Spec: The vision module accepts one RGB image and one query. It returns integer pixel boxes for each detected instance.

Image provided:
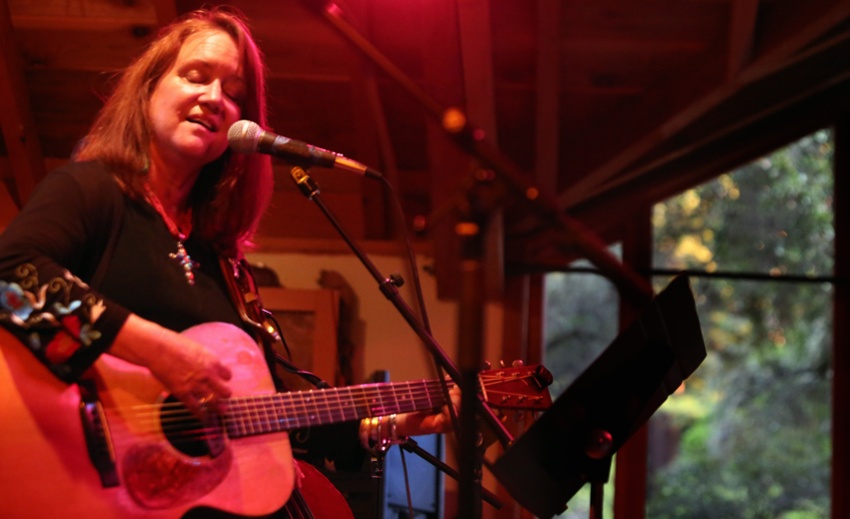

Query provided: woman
[0,7,450,518]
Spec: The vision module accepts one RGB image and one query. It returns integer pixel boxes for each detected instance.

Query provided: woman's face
[148,29,245,173]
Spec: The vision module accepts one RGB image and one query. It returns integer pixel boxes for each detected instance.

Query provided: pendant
[169,240,200,285]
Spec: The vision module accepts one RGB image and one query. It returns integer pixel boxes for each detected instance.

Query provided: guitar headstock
[479,364,554,411]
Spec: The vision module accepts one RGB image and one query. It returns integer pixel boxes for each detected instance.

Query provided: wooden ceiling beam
[755,0,850,64]
[0,0,45,208]
[727,0,759,79]
[563,72,850,244]
[559,0,850,210]
[536,0,561,195]
[343,2,397,239]
[605,28,850,191]
[457,0,497,139]
[457,0,505,298]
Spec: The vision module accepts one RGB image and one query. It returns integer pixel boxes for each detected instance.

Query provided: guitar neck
[223,379,450,438]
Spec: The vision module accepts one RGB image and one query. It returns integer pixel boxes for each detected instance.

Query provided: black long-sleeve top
[0,160,365,487]
[0,160,243,380]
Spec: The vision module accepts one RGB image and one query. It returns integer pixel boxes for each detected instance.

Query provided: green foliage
[544,264,620,398]
[544,129,835,518]
[646,130,834,518]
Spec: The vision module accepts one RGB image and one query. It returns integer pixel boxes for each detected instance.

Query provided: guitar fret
[346,386,363,421]
[314,390,330,426]
[295,392,310,428]
[401,380,415,413]
[370,384,384,415]
[389,383,400,416]
[344,388,357,420]
[245,397,258,436]
[323,390,338,424]
[414,381,427,413]
[373,385,385,416]
[259,394,274,433]
[225,397,244,437]
[328,387,345,424]
[280,392,299,429]
[253,396,267,434]
[249,397,262,435]
[268,394,284,432]
[307,390,321,426]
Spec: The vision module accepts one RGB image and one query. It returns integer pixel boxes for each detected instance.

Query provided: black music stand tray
[491,274,707,518]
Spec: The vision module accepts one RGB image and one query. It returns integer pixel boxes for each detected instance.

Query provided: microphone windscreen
[227,120,261,153]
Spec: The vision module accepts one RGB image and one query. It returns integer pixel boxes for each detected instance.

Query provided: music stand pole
[455,215,488,519]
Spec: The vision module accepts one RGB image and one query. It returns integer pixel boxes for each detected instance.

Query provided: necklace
[145,184,199,285]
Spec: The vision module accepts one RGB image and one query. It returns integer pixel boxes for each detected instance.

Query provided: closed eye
[223,79,246,104]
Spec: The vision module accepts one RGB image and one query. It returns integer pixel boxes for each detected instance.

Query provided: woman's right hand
[109,314,232,414]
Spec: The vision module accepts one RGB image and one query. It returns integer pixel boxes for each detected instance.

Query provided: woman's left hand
[396,385,460,437]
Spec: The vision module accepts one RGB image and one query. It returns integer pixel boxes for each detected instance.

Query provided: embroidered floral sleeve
[0,163,130,382]
[0,263,117,381]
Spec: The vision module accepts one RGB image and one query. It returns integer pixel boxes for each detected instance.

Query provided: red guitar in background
[0,322,551,518]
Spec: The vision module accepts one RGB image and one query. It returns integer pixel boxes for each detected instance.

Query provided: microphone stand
[287,165,509,515]
[400,437,503,509]
[300,3,656,516]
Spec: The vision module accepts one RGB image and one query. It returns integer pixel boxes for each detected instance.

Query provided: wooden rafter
[558,0,850,210]
[0,0,45,208]
[457,0,497,139]
[727,0,760,80]
[535,0,561,196]
[457,0,505,298]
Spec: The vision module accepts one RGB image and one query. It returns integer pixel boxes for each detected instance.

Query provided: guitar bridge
[78,380,119,487]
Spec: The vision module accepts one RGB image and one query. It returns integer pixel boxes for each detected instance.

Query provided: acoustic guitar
[0,322,551,518]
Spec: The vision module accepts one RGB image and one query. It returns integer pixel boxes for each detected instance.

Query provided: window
[647,130,834,518]
[543,129,835,518]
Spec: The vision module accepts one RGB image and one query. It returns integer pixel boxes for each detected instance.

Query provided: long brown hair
[74,6,273,256]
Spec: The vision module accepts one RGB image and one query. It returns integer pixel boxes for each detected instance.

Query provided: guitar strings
[111,373,543,445]
[122,379,451,442]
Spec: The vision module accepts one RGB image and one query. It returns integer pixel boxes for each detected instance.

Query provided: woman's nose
[200,80,223,113]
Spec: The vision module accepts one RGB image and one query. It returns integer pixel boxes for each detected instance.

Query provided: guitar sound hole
[161,395,226,458]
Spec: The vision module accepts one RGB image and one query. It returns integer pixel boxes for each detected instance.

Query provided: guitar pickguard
[122,439,232,509]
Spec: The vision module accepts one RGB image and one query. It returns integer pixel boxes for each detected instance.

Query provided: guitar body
[0,322,294,519]
[0,321,550,518]
[289,462,356,519]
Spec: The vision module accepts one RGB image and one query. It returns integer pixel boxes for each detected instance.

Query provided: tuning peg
[532,365,554,389]
[482,360,492,370]
[511,360,524,368]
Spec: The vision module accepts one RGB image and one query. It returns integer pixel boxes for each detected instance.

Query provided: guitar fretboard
[222,379,450,438]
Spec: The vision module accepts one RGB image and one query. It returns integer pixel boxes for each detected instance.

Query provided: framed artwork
[258,287,340,391]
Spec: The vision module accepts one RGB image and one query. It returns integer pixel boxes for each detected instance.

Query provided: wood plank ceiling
[2,0,850,286]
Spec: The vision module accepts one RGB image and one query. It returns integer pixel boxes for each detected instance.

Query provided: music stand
[491,274,707,518]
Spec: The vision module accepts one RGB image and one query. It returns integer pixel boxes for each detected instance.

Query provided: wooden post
[613,206,652,519]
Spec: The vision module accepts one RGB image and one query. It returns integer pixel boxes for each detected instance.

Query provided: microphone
[227,120,381,178]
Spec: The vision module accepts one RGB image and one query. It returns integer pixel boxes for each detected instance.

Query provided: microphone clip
[290,166,320,199]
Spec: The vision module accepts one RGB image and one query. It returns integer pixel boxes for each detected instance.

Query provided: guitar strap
[219,257,332,391]
[219,257,323,519]
[218,256,288,391]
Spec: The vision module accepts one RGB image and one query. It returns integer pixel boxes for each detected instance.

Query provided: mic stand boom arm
[288,166,514,449]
